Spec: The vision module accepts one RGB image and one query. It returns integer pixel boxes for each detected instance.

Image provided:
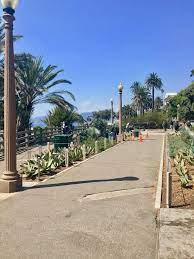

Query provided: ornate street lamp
[1,0,19,12]
[110,98,114,125]
[0,0,22,193]
[118,82,123,142]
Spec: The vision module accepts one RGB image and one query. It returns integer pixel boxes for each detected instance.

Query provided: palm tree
[15,53,75,131]
[145,73,163,112]
[122,105,137,118]
[130,82,151,115]
[44,107,83,128]
[155,96,163,110]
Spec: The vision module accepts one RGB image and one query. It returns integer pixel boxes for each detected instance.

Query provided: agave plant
[174,150,193,188]
[20,137,115,180]
[69,147,83,164]
[85,145,95,157]
[20,150,65,179]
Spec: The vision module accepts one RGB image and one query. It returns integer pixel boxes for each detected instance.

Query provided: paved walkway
[0,135,163,259]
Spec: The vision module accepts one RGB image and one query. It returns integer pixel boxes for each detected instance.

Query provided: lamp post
[0,0,22,193]
[118,82,123,142]
[110,98,114,125]
[177,104,180,121]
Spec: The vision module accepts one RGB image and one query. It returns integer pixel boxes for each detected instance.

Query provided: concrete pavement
[159,208,194,259]
[0,135,163,259]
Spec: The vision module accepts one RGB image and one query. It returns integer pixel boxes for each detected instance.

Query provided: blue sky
[6,0,194,116]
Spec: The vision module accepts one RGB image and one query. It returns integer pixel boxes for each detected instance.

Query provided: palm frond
[39,93,76,111]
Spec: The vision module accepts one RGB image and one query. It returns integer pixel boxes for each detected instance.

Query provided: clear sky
[5,0,194,116]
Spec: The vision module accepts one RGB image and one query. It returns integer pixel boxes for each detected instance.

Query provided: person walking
[174,121,180,132]
[162,121,168,132]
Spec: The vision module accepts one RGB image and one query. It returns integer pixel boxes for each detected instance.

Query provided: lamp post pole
[177,104,180,121]
[110,98,114,125]
[0,1,22,193]
[118,83,123,142]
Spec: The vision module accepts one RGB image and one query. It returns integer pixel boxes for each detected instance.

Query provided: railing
[0,125,87,160]
[0,126,63,160]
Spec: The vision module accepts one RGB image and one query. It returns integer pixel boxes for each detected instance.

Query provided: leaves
[145,73,163,111]
[145,73,163,92]
[20,138,111,179]
[130,81,152,115]
[167,83,194,120]
[15,53,74,131]
[44,107,83,128]
[168,131,194,188]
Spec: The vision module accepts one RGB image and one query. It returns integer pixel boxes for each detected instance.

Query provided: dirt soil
[162,154,194,209]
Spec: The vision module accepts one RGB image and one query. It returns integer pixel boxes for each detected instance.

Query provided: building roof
[164,93,177,99]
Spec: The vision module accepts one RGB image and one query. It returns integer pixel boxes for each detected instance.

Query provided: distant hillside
[81,112,93,121]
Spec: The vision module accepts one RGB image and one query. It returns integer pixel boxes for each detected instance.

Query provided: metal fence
[0,127,63,160]
[0,126,86,161]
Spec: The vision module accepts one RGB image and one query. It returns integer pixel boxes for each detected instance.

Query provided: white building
[164,92,177,106]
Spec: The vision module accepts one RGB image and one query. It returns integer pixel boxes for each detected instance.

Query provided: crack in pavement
[79,186,154,202]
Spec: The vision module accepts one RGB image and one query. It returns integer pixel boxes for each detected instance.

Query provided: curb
[155,134,165,209]
[155,134,166,259]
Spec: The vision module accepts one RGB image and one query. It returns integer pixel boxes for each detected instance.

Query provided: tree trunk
[17,103,32,131]
[152,86,155,112]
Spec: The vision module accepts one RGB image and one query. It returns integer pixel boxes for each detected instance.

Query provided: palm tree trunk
[140,105,143,116]
[152,86,155,112]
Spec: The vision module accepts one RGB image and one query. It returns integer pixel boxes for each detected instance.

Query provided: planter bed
[161,131,194,209]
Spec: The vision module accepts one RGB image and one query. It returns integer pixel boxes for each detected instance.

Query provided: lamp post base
[0,177,22,193]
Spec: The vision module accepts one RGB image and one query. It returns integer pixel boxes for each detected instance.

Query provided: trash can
[133,130,139,138]
[53,134,72,150]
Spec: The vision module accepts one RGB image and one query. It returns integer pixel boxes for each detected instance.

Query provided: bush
[168,134,188,158]
[92,119,108,137]
[168,130,194,157]
[20,137,114,180]
[125,111,167,129]
[168,131,194,188]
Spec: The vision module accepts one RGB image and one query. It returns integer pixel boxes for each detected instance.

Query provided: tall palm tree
[15,53,75,131]
[145,73,163,112]
[155,96,163,110]
[130,82,151,115]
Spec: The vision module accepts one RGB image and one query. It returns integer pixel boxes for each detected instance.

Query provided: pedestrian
[62,122,66,134]
[174,121,180,132]
[170,120,173,130]
[162,121,168,132]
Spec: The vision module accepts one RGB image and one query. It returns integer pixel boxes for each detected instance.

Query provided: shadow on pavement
[30,176,139,190]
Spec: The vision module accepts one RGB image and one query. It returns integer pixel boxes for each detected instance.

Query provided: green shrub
[20,137,115,180]
[69,147,83,163]
[125,111,167,129]
[20,150,63,179]
[168,130,194,188]
[168,134,188,158]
